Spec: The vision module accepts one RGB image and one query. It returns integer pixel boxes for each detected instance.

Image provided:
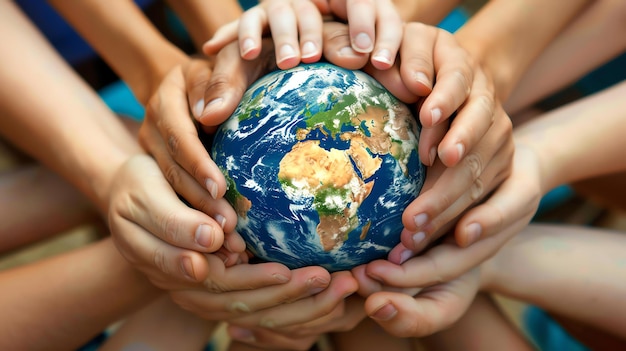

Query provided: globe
[211,62,425,272]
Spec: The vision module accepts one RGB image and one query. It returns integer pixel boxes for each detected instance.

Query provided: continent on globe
[211,62,425,272]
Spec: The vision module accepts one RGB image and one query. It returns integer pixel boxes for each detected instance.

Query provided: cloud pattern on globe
[211,63,425,272]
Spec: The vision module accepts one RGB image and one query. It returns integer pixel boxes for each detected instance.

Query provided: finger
[109,155,226,254]
[419,30,473,129]
[370,0,403,70]
[310,0,332,14]
[328,0,348,19]
[372,232,511,289]
[365,269,480,337]
[347,0,376,53]
[224,230,247,254]
[418,121,447,166]
[202,20,240,56]
[238,6,267,59]
[172,265,330,319]
[111,219,211,287]
[179,60,235,205]
[399,22,437,96]
[400,118,512,251]
[228,271,358,329]
[266,1,301,68]
[294,0,323,63]
[322,21,370,69]
[365,63,420,103]
[437,71,501,167]
[287,295,366,335]
[454,146,541,247]
[109,190,212,286]
[139,115,237,233]
[352,264,383,297]
[199,40,278,127]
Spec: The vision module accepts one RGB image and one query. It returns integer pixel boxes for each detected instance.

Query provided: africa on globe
[211,62,425,272]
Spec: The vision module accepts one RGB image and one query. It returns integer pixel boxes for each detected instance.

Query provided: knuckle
[159,210,183,244]
[463,152,483,180]
[163,162,183,190]
[152,248,170,275]
[476,94,495,123]
[469,177,485,202]
[453,69,472,96]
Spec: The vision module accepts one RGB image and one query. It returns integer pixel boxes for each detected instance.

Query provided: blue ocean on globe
[211,63,425,272]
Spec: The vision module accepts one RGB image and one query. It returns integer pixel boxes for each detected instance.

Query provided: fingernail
[206,178,218,199]
[339,46,357,57]
[414,213,428,228]
[181,256,195,280]
[353,32,373,53]
[372,49,392,66]
[229,326,256,342]
[456,142,465,160]
[241,38,255,57]
[301,41,318,59]
[272,273,290,283]
[201,97,223,117]
[415,72,432,90]
[371,302,398,321]
[214,214,226,229]
[195,224,214,248]
[278,44,297,62]
[431,107,442,125]
[428,146,437,166]
[228,301,251,313]
[192,98,204,119]
[412,232,426,249]
[399,249,414,264]
[307,276,330,295]
[465,222,482,246]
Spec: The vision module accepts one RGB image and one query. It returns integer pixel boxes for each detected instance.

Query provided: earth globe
[210,62,425,272]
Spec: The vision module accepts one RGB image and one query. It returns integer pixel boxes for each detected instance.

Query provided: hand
[108,155,345,319]
[346,144,544,337]
[203,0,403,70]
[370,268,481,338]
[321,21,515,252]
[224,273,364,350]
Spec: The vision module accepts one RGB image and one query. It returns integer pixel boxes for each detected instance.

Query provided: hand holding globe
[211,63,425,271]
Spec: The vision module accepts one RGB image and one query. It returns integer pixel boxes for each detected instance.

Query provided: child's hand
[204,0,326,69]
[321,21,515,251]
[203,0,403,70]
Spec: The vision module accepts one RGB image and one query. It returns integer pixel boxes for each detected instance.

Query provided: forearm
[420,293,532,351]
[0,239,159,350]
[394,0,462,25]
[482,224,626,338]
[165,0,243,49]
[455,0,591,100]
[505,0,626,113]
[47,0,188,104]
[514,81,626,192]
[0,3,142,211]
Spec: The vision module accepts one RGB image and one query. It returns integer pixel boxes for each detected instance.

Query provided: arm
[165,0,243,49]
[0,238,158,350]
[0,2,141,212]
[46,0,188,104]
[455,0,593,100]
[514,80,626,192]
[505,0,626,114]
[391,0,462,24]
[482,223,626,338]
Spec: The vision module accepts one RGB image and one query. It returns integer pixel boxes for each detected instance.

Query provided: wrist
[126,45,188,105]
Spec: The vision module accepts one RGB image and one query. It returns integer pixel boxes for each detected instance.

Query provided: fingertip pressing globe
[210,62,425,272]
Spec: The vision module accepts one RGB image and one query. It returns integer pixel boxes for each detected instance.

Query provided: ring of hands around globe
[211,63,425,272]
